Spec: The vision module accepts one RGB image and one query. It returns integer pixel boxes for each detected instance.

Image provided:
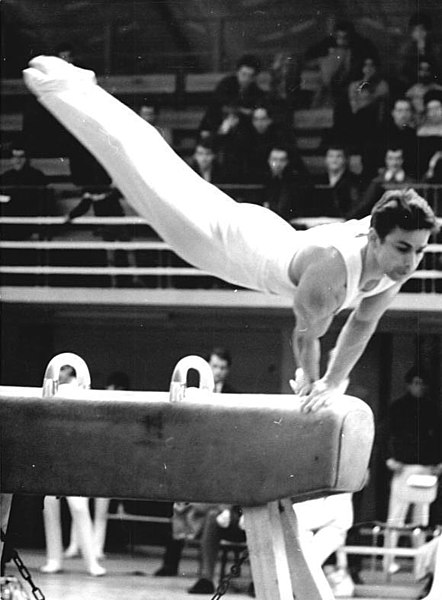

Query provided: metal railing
[0,184,441,292]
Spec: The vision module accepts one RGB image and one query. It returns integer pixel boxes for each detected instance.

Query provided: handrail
[0,266,208,276]
[1,216,441,227]
[0,216,147,225]
[1,240,442,253]
[0,240,169,250]
[1,266,440,279]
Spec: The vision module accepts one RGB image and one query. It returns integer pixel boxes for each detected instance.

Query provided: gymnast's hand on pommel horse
[22,57,439,412]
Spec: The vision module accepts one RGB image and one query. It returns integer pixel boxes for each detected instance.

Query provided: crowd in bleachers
[0,10,441,286]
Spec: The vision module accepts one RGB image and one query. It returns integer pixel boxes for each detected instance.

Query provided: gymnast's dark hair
[370,189,439,240]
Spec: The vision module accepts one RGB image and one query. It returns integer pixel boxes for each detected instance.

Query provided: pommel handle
[169,355,214,403]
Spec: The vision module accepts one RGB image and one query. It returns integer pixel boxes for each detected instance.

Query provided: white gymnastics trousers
[24,57,300,297]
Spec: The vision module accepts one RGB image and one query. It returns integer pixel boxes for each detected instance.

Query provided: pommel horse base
[0,354,374,599]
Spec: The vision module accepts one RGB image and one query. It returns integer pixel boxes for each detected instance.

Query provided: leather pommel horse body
[0,354,375,599]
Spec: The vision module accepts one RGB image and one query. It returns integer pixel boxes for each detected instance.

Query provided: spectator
[65,181,143,288]
[406,59,442,123]
[187,139,224,184]
[381,366,442,575]
[362,97,419,182]
[396,13,442,93]
[260,145,312,221]
[154,347,241,592]
[268,50,301,114]
[0,143,51,239]
[187,506,246,595]
[40,365,106,577]
[350,146,414,219]
[243,105,307,184]
[200,103,250,183]
[342,55,389,151]
[55,42,76,65]
[207,347,236,394]
[384,98,418,175]
[304,20,379,108]
[417,90,442,178]
[313,145,360,218]
[201,55,267,133]
[138,100,173,145]
[64,371,131,561]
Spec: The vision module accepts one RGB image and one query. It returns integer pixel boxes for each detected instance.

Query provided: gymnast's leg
[41,496,63,573]
[23,57,299,296]
[93,497,110,559]
[66,496,106,576]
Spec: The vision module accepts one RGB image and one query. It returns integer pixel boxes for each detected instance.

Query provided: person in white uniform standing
[23,56,439,412]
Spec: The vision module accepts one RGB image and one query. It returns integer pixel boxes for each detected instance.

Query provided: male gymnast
[23,57,439,413]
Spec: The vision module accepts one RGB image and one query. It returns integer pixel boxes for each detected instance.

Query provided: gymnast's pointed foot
[23,55,96,97]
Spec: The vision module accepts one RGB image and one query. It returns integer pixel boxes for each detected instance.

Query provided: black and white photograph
[1,2,441,599]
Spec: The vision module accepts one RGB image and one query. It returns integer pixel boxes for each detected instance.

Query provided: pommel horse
[0,353,374,599]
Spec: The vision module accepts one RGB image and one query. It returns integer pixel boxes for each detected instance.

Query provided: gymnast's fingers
[300,388,333,413]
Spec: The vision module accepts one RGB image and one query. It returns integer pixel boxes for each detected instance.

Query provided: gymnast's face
[371,227,430,281]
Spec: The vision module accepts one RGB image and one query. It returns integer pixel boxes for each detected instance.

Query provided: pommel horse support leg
[1,355,374,599]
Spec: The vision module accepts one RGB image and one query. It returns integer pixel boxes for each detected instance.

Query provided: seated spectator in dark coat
[137,100,173,145]
[65,183,142,287]
[417,89,442,179]
[396,12,442,93]
[350,146,414,219]
[187,140,225,184]
[201,55,267,135]
[304,20,379,107]
[200,103,250,183]
[261,145,312,221]
[361,98,418,182]
[312,145,360,219]
[344,56,389,151]
[243,105,307,183]
[0,144,50,238]
[406,58,442,123]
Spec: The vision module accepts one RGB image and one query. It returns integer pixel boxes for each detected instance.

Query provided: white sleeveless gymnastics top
[295,217,396,311]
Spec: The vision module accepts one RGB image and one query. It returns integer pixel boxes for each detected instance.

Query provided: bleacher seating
[1,69,441,300]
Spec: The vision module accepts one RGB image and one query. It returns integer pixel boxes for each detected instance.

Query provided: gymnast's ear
[368,227,380,245]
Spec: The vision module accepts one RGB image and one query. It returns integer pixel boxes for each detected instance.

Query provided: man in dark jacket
[261,145,312,221]
[0,144,50,239]
[382,366,442,575]
[313,145,360,219]
[350,146,414,219]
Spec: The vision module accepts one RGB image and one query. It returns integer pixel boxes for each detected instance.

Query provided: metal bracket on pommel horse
[0,353,374,599]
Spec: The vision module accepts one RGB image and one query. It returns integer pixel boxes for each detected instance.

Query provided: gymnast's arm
[301,282,402,412]
[290,249,344,396]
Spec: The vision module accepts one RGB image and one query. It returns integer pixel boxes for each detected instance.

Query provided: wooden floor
[3,547,426,600]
